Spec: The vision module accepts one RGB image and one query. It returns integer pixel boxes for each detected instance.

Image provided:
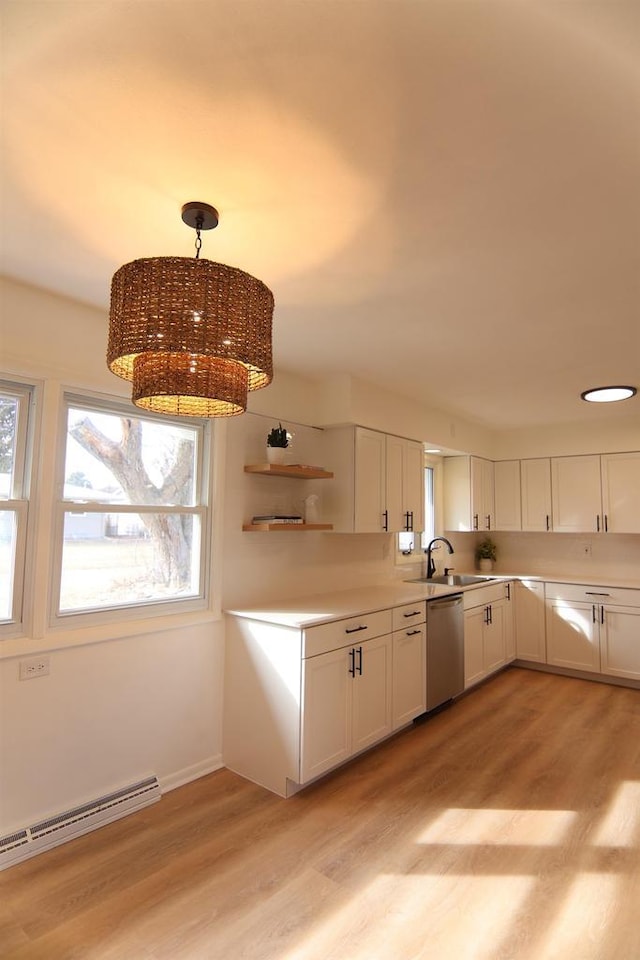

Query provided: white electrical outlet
[19,656,50,680]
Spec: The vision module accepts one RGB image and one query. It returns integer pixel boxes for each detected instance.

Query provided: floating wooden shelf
[244,464,334,480]
[243,522,333,532]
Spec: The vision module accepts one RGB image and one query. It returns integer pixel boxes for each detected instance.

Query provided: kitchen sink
[406,574,495,586]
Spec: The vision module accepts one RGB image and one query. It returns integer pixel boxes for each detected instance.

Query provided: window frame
[0,380,35,638]
[50,391,211,627]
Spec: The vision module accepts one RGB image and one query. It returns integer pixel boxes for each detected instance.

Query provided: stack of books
[251,515,304,524]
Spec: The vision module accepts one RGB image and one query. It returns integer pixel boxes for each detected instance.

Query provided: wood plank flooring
[1,667,639,960]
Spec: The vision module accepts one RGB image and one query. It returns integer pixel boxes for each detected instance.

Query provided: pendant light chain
[194,213,204,259]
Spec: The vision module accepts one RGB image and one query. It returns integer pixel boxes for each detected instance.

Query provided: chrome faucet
[425,536,454,579]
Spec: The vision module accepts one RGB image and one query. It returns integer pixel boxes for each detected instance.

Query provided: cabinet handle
[403,610,421,619]
[383,510,388,532]
[406,629,421,637]
[505,583,511,601]
[486,514,491,530]
[546,514,550,531]
[592,605,597,624]
[604,514,608,532]
[484,605,490,625]
[596,514,600,532]
[345,624,368,634]
[356,646,363,675]
[348,648,356,678]
[473,514,479,530]
[586,592,610,597]
[600,606,604,625]
[404,510,410,531]
[409,510,414,531]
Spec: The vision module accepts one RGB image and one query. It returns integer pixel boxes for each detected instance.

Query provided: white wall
[494,414,640,459]
[0,277,224,833]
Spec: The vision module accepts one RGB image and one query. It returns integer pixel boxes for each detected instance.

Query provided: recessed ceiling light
[580,385,637,403]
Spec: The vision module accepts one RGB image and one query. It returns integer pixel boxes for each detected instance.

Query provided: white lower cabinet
[301,631,392,783]
[392,623,427,729]
[224,601,426,798]
[514,579,546,662]
[545,583,640,679]
[464,581,514,689]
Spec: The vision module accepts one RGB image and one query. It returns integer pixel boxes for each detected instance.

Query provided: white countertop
[225,572,640,630]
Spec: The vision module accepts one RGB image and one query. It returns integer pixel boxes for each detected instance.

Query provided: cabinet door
[351,633,393,754]
[515,580,546,662]
[601,452,640,534]
[300,647,351,783]
[484,600,506,675]
[494,461,522,531]
[392,626,426,729]
[521,459,552,532]
[385,434,406,532]
[551,455,602,533]
[354,428,387,532]
[464,607,486,688]
[405,439,425,533]
[503,583,516,662]
[546,598,600,672]
[600,605,640,680]
[472,457,495,531]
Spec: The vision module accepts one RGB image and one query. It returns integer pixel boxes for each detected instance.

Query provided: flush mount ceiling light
[107,202,274,417]
[580,385,637,404]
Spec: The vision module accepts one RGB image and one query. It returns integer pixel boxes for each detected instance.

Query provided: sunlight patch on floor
[416,808,577,846]
[284,873,535,960]
[592,781,640,848]
[535,873,620,959]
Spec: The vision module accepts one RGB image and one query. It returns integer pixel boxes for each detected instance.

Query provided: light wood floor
[2,667,639,960]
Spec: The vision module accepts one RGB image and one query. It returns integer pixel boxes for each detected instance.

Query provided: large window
[53,395,208,620]
[0,381,33,634]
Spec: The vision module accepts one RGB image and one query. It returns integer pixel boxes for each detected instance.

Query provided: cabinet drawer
[392,601,426,631]
[463,581,511,610]
[303,608,393,658]
[545,583,640,608]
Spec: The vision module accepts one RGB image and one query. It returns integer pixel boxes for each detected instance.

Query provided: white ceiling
[2,1,639,430]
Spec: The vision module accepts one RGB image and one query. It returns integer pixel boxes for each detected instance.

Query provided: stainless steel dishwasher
[426,593,464,711]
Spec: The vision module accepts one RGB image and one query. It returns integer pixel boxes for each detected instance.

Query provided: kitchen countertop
[226,572,640,630]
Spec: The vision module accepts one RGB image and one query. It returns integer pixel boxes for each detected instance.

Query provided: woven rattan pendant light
[107,202,274,417]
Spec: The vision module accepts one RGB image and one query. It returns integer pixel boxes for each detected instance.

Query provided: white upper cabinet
[551,452,640,534]
[444,456,494,532]
[520,458,552,532]
[325,426,424,533]
[600,452,640,533]
[551,455,603,533]
[354,428,387,532]
[385,435,425,534]
[493,460,522,531]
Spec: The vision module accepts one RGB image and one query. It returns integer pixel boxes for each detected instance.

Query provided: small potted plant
[266,422,289,464]
[476,536,497,572]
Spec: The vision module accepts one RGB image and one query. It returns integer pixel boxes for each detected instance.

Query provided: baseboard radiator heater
[0,775,161,871]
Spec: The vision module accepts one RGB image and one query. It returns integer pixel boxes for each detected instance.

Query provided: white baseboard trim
[160,755,224,794]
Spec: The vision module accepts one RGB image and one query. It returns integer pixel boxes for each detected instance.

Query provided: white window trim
[0,379,36,639]
[49,390,212,628]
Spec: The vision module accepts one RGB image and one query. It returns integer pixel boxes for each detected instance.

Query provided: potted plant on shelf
[476,536,497,572]
[266,422,289,464]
